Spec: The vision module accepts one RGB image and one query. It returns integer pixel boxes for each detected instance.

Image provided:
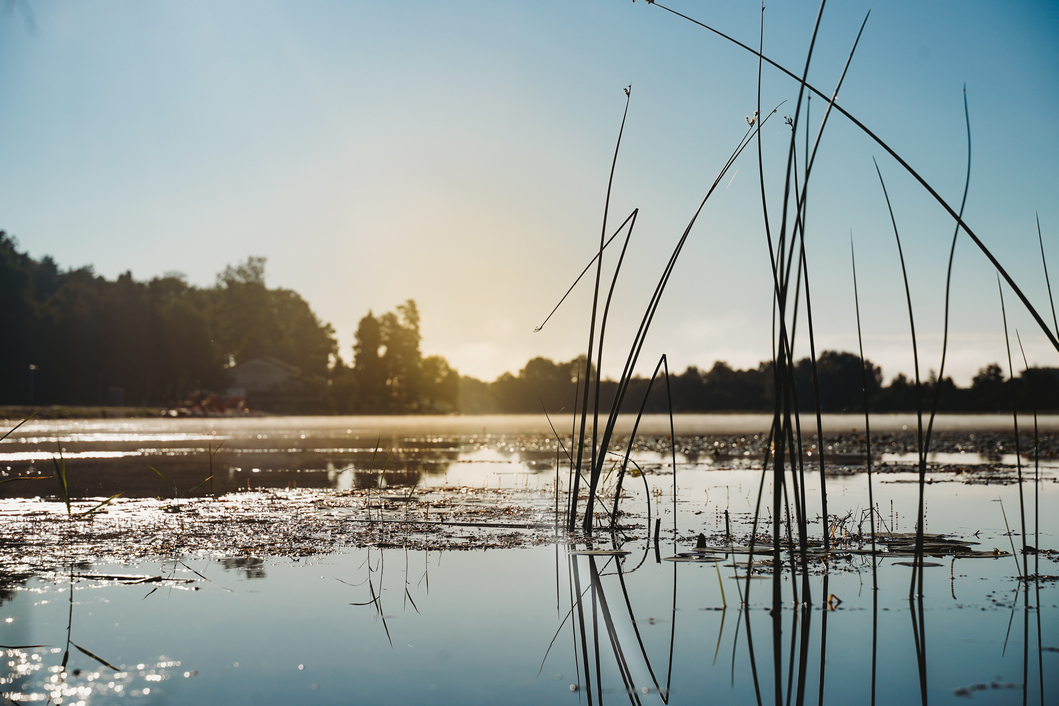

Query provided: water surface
[0,415,1055,704]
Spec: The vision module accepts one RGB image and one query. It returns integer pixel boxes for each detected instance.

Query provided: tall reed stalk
[997,280,1028,579]
[647,0,1059,355]
[569,89,632,531]
[872,159,927,599]
[850,236,876,568]
[563,107,771,533]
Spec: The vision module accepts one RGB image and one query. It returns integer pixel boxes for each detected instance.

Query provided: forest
[462,352,1059,415]
[3,232,1055,415]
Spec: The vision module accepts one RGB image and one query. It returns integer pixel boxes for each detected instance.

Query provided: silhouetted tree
[209,256,336,378]
[793,350,883,412]
[421,355,460,412]
[342,300,459,414]
[351,312,385,412]
[0,241,335,407]
[379,300,423,411]
[969,363,1007,412]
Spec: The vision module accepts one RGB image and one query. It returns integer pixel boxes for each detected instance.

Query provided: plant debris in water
[0,486,567,579]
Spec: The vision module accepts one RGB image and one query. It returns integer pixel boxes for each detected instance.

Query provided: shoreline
[4,409,1059,434]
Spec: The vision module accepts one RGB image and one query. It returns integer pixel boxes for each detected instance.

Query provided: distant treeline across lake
[3,233,1057,414]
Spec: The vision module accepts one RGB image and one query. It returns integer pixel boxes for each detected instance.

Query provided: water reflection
[3,417,1055,502]
[0,537,1052,704]
[0,560,192,704]
[221,557,267,580]
[0,416,1055,703]
[553,541,1056,705]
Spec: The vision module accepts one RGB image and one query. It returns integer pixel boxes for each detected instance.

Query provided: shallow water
[0,415,1056,704]
[1,542,1055,704]
[2,414,1056,498]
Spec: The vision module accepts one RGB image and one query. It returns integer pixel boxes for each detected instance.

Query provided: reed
[531,7,1059,704]
[850,235,878,575]
[997,280,1028,579]
[648,0,1059,356]
[1015,332,1040,580]
[871,159,928,599]
[573,112,771,533]
[50,443,120,519]
[147,465,214,501]
[568,89,632,532]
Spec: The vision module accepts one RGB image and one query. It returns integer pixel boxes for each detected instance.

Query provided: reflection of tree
[352,469,422,489]
[0,572,32,608]
[220,557,267,580]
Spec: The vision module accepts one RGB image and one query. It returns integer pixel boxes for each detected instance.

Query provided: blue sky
[1,0,1057,384]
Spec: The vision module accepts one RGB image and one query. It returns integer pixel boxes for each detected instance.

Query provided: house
[224,356,323,413]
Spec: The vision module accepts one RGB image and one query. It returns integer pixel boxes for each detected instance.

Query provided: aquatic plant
[52,444,120,518]
[542,3,1056,596]
[147,463,214,503]
[528,9,1058,706]
[0,411,48,489]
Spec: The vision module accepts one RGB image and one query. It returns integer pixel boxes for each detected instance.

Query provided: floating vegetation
[0,485,568,579]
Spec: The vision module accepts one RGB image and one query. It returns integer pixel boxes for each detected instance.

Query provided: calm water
[2,413,1056,498]
[0,415,1056,704]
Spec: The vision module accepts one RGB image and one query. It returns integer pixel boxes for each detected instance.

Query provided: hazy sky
[2,1,1057,385]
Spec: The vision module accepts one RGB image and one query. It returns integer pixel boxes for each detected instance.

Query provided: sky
[1,0,1057,386]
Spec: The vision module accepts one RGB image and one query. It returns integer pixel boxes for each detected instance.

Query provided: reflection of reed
[908,596,928,705]
[344,548,393,647]
[556,541,968,705]
[560,550,685,704]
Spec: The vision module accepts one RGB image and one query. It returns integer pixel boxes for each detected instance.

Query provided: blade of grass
[998,497,1022,578]
[0,407,43,443]
[76,493,122,518]
[182,475,215,497]
[663,355,678,544]
[1037,213,1058,337]
[71,642,120,672]
[0,475,48,486]
[923,86,972,493]
[590,207,640,526]
[799,220,828,556]
[534,209,638,333]
[1015,331,1040,582]
[53,443,70,515]
[611,354,667,523]
[207,440,223,496]
[147,465,171,485]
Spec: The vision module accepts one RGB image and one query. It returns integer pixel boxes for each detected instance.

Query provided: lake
[0,414,1055,704]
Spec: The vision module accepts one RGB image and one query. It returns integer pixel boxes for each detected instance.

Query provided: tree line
[0,233,459,413]
[0,234,337,408]
[4,233,1055,414]
[458,351,1059,415]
